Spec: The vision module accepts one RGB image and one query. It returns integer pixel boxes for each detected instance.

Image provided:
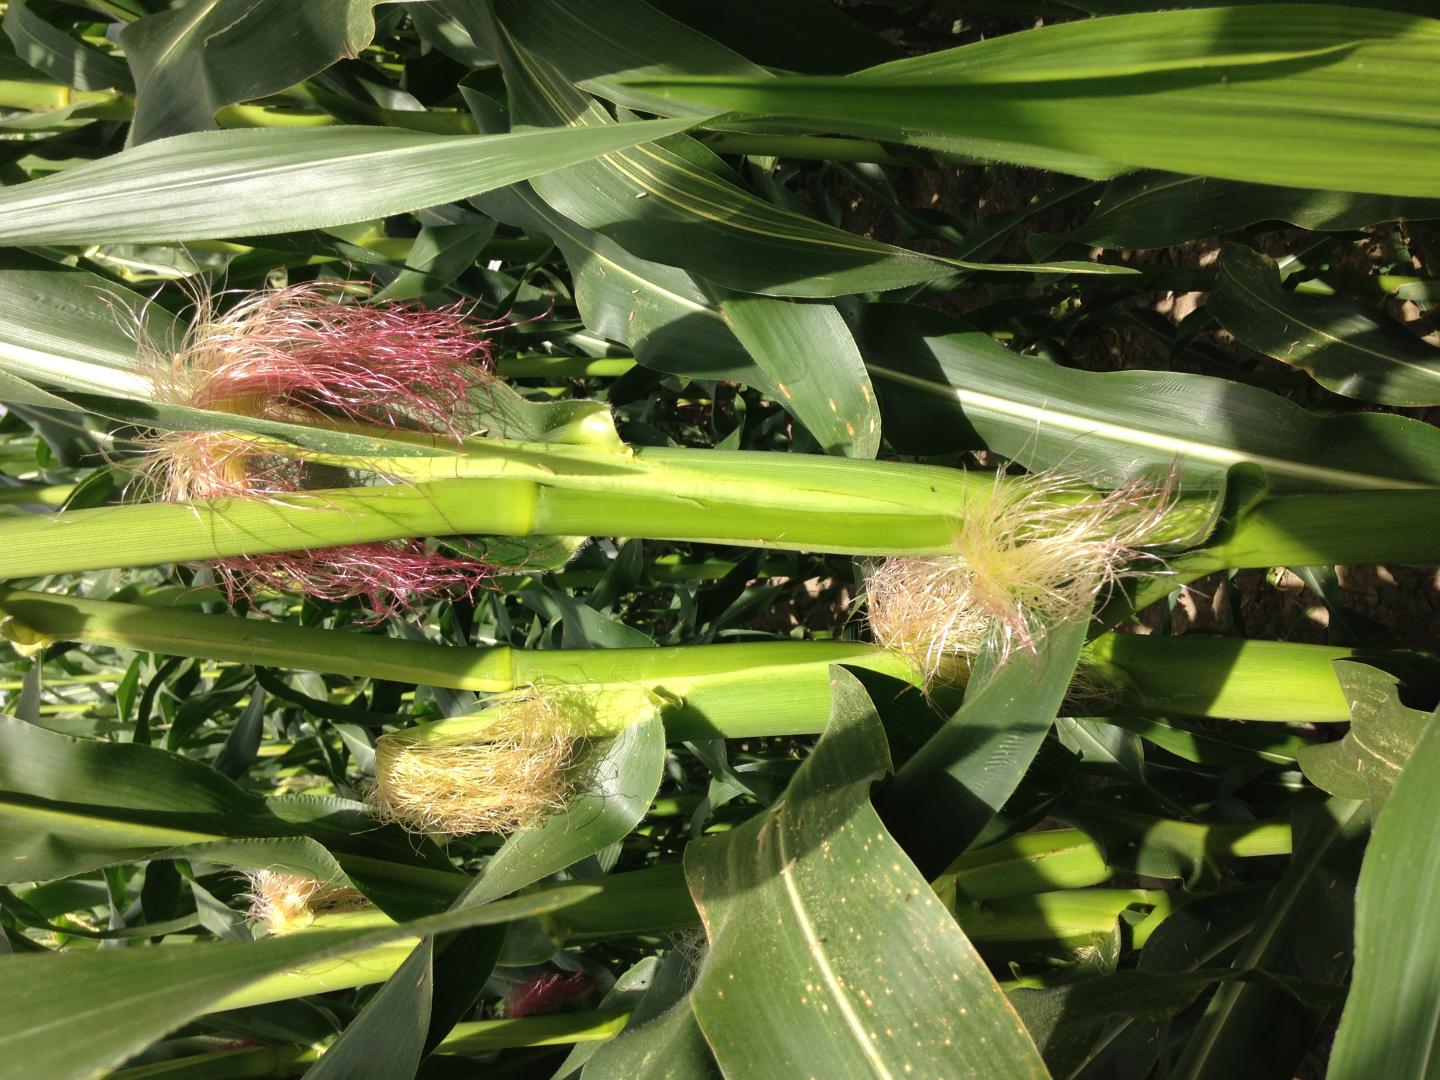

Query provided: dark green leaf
[1210,243,1440,405]
[1171,797,1368,1080]
[118,0,382,143]
[1073,171,1440,250]
[3,0,133,93]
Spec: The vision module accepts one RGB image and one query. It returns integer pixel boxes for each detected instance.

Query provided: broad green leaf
[118,0,384,143]
[1210,243,1440,406]
[478,186,879,455]
[622,7,1440,197]
[880,607,1090,876]
[1298,662,1432,813]
[0,119,698,247]
[1073,172,1440,250]
[2,0,133,93]
[466,0,1111,296]
[1329,703,1440,1080]
[0,886,594,1080]
[861,303,1440,490]
[458,714,666,907]
[713,291,879,458]
[372,220,496,301]
[1171,797,1368,1080]
[686,667,1047,1079]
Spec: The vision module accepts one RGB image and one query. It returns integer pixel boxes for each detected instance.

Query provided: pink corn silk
[217,542,492,622]
[174,290,500,613]
[187,294,495,440]
[504,972,597,1018]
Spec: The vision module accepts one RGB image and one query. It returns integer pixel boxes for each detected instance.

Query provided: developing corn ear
[371,686,663,835]
[243,870,368,935]
[865,472,1176,681]
[135,284,497,615]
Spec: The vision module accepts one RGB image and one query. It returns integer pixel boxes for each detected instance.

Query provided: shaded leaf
[1210,243,1440,405]
[1072,171,1440,250]
[1298,661,1432,812]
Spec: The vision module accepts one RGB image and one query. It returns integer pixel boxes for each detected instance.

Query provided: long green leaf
[1209,242,1440,406]
[471,0,945,298]
[1329,703,1440,1080]
[861,303,1440,490]
[463,0,1112,296]
[0,266,172,397]
[686,667,1048,1078]
[622,6,1440,197]
[0,118,697,247]
[0,714,456,916]
[0,887,594,1080]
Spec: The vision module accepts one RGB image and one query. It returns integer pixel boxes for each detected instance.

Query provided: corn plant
[1,2,1439,1079]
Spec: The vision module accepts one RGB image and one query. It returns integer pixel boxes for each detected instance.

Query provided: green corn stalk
[1,432,1436,585]
[0,431,1212,571]
[0,587,1376,724]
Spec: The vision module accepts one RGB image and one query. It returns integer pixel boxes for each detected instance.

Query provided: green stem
[0,587,1375,723]
[1122,489,1440,616]
[496,355,637,379]
[0,435,1221,573]
[0,484,76,507]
